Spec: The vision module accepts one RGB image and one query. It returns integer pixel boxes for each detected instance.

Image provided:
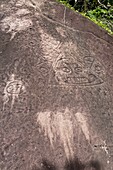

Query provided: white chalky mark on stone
[3,74,25,110]
[26,0,47,8]
[75,112,90,142]
[16,0,45,8]
[56,27,66,37]
[0,10,32,40]
[107,160,110,164]
[63,7,66,24]
[16,0,25,7]
[37,108,74,159]
[101,141,109,155]
[16,9,30,16]
[39,27,61,64]
[39,27,77,66]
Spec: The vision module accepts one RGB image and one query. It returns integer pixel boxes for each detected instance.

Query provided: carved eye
[62,66,71,73]
[56,61,72,74]
[84,56,94,64]
[6,84,14,93]
[74,67,82,74]
[72,63,82,74]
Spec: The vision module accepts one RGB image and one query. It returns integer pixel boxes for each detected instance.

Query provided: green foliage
[57,0,113,35]
[57,0,75,10]
[86,7,113,34]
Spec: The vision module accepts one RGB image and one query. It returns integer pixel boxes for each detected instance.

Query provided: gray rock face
[0,0,113,169]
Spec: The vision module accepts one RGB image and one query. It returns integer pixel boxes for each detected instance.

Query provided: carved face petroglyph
[38,26,106,88]
[54,56,106,86]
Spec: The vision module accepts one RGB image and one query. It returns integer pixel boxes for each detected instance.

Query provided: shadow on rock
[41,160,57,170]
[65,157,85,170]
[89,160,102,170]
[39,157,102,170]
[65,157,102,170]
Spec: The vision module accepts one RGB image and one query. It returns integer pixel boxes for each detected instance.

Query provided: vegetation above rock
[57,0,113,35]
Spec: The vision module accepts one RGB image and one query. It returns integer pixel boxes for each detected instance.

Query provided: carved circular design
[6,80,24,94]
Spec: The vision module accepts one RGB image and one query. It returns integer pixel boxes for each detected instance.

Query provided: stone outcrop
[0,0,113,169]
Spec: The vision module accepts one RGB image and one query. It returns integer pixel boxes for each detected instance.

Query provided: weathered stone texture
[0,0,113,170]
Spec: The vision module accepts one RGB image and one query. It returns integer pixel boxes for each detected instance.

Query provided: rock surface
[0,0,113,169]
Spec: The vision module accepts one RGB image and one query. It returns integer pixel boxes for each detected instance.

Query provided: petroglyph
[54,56,106,86]
[3,74,25,110]
[39,28,106,87]
[37,108,74,159]
[0,0,113,170]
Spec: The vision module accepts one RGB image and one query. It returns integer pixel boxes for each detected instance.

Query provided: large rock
[0,0,113,169]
